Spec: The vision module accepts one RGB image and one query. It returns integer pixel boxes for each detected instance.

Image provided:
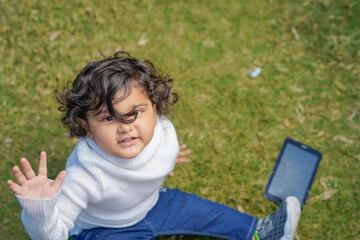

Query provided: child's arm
[7,151,67,199]
[7,151,101,240]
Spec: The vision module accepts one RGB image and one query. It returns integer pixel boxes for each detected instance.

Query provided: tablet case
[264,137,322,206]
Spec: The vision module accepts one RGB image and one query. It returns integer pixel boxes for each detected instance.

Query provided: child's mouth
[119,137,137,143]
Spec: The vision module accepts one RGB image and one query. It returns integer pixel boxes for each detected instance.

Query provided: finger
[12,165,27,185]
[178,149,191,156]
[51,170,67,193]
[179,144,187,150]
[175,157,191,163]
[38,151,48,176]
[20,158,36,180]
[7,180,23,195]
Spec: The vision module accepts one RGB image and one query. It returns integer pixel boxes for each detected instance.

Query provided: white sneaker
[255,196,301,240]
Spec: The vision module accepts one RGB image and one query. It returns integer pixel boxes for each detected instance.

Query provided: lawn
[1,0,359,239]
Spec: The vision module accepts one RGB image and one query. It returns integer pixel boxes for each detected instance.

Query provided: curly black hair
[56,51,178,137]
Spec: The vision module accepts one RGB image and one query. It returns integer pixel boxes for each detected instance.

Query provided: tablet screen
[265,138,321,205]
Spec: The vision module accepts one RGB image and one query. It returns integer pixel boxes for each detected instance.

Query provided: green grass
[1,0,359,239]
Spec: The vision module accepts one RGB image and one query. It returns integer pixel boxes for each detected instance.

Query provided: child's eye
[104,116,115,121]
[135,110,142,115]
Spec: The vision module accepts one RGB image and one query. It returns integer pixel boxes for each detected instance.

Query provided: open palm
[7,151,67,199]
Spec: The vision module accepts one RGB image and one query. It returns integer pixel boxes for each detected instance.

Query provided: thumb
[51,170,67,192]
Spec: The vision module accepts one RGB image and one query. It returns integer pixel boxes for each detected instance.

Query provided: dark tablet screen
[265,138,322,206]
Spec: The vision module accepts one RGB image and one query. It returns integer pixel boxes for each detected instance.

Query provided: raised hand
[7,151,67,199]
[169,144,191,176]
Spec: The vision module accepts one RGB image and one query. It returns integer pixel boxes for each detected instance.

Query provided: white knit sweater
[16,117,179,240]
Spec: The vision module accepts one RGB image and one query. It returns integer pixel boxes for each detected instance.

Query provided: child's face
[81,87,157,159]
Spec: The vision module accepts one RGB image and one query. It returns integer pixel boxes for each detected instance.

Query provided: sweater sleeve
[16,164,103,240]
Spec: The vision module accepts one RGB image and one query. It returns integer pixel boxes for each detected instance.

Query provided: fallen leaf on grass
[312,188,338,201]
[284,118,290,128]
[202,38,215,48]
[310,176,338,201]
[275,63,289,73]
[200,187,209,196]
[237,205,244,212]
[316,130,325,138]
[253,144,260,151]
[253,178,267,186]
[42,89,51,95]
[85,7,92,13]
[4,138,13,143]
[291,25,300,40]
[348,108,357,121]
[334,81,345,91]
[333,135,353,144]
[298,115,305,124]
[197,93,210,102]
[296,103,305,124]
[49,31,61,41]
[289,86,303,93]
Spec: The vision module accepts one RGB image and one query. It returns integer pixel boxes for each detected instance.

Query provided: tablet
[264,137,322,206]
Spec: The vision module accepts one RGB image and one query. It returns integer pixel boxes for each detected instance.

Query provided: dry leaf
[197,93,210,102]
[284,118,290,128]
[290,86,303,93]
[312,189,338,201]
[200,187,209,196]
[4,138,13,143]
[316,130,325,138]
[237,205,244,212]
[202,38,215,48]
[333,135,353,144]
[311,176,338,201]
[298,115,305,124]
[49,31,61,41]
[43,89,51,95]
[348,108,357,121]
[291,25,300,40]
[296,103,305,124]
[276,63,290,73]
[253,144,260,151]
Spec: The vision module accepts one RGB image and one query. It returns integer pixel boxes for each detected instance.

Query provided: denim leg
[72,188,257,240]
[71,220,154,240]
[146,188,258,240]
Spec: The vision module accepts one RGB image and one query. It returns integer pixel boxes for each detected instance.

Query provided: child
[7,51,301,240]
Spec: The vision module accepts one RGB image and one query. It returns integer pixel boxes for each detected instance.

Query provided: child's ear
[76,118,93,139]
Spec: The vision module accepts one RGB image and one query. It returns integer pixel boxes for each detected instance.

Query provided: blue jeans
[72,188,257,240]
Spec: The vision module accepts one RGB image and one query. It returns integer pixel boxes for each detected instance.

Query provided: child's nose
[117,122,133,133]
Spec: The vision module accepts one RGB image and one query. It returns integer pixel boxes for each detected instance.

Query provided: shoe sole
[281,196,301,240]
